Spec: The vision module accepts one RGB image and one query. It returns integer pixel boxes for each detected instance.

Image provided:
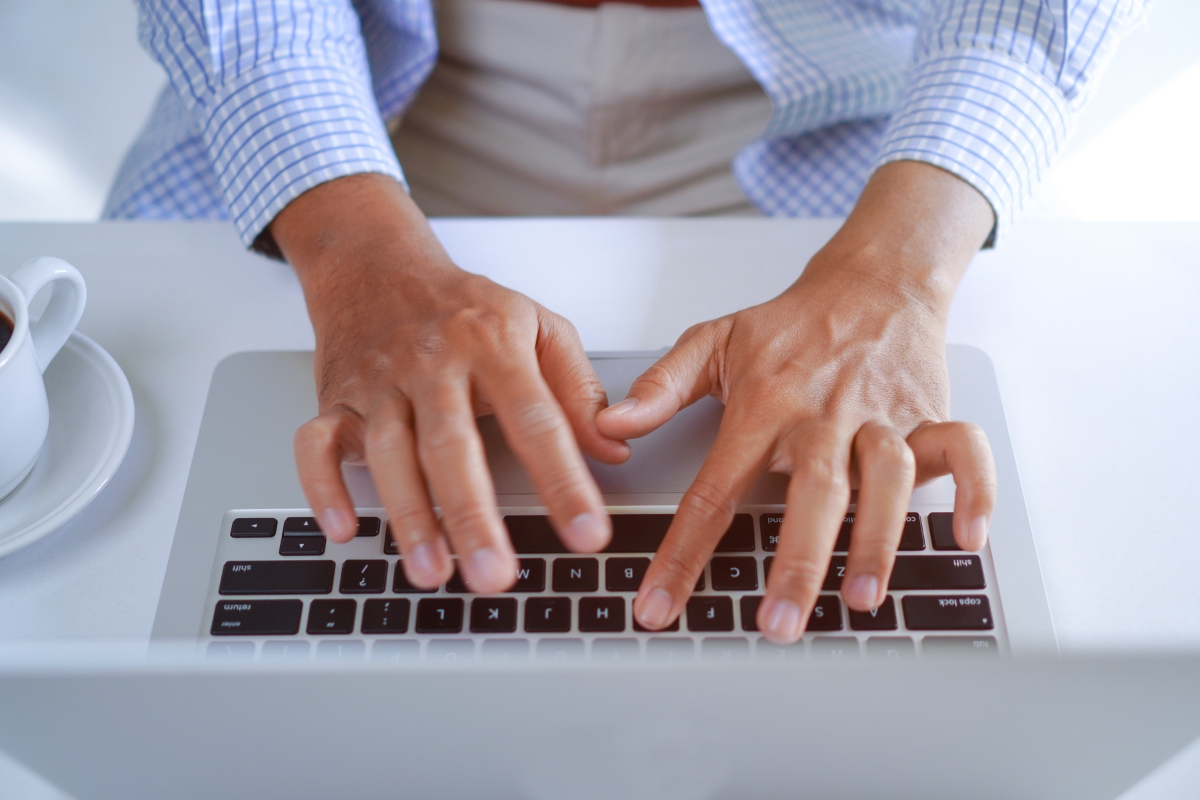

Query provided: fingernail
[967,515,989,550]
[319,507,353,541]
[762,599,803,642]
[636,588,673,629]
[606,398,638,415]
[466,548,511,591]
[407,543,440,584]
[845,575,880,610]
[564,512,610,551]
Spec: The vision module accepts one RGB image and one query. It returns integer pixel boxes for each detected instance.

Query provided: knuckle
[417,413,473,456]
[511,399,565,441]
[873,433,916,474]
[770,555,827,595]
[365,417,410,455]
[791,454,849,496]
[650,549,705,585]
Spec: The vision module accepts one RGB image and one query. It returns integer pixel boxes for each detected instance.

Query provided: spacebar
[219,561,335,595]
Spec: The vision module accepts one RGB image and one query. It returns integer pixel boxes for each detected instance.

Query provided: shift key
[219,561,335,595]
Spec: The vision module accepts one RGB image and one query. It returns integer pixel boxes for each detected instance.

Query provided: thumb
[596,320,726,441]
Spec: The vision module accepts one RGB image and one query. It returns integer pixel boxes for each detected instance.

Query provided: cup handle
[8,257,87,374]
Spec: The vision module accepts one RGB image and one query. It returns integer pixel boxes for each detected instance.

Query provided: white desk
[1,219,1198,797]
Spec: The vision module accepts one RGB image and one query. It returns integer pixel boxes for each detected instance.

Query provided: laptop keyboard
[204,506,1007,663]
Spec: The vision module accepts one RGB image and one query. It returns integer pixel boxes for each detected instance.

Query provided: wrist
[269,173,454,322]
[801,160,995,317]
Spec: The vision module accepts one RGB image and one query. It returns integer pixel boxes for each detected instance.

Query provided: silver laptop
[7,347,1199,800]
[150,345,1054,659]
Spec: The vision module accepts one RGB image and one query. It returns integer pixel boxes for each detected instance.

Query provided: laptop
[6,347,1198,799]
[149,345,1054,659]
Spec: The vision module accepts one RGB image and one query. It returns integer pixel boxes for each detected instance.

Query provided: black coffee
[0,310,12,356]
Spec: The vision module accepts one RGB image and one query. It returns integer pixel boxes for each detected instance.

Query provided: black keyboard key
[714,514,754,552]
[922,636,1000,657]
[740,595,763,631]
[230,517,277,538]
[899,513,925,550]
[849,596,898,630]
[835,512,923,551]
[606,515,672,553]
[606,557,650,592]
[553,558,599,592]
[391,563,438,593]
[579,597,625,632]
[903,595,994,630]
[823,556,846,590]
[383,525,399,555]
[415,598,465,633]
[361,598,410,634]
[211,599,302,635]
[504,515,568,553]
[806,595,843,631]
[470,598,518,633]
[355,517,381,537]
[279,534,325,555]
[219,561,334,595]
[686,596,734,632]
[760,514,783,551]
[307,599,356,634]
[339,560,388,594]
[888,555,985,590]
[510,558,546,592]
[836,515,853,551]
[283,517,321,534]
[446,568,469,594]
[525,597,571,633]
[928,512,960,550]
[710,557,758,591]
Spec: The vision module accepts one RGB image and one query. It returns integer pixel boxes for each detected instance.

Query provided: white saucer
[0,331,135,557]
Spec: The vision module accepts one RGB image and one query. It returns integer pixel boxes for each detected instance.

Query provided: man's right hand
[270,174,630,593]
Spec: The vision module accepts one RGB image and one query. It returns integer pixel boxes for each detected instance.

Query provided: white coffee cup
[0,257,87,501]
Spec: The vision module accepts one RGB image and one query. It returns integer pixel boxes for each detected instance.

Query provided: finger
[907,421,997,550]
[364,390,453,588]
[480,353,611,553]
[633,406,774,630]
[413,379,516,593]
[758,425,854,644]
[536,307,631,465]
[594,319,729,441]
[294,407,365,543]
[841,423,916,611]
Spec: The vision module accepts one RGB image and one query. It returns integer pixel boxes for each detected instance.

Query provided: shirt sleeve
[874,0,1148,243]
[134,0,436,247]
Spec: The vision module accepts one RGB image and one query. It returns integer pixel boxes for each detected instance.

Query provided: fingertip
[634,587,675,630]
[318,507,356,543]
[963,514,989,550]
[462,547,517,594]
[405,539,454,588]
[757,598,804,644]
[843,574,881,612]
[562,511,611,553]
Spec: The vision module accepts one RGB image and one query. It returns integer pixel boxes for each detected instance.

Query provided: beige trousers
[390,0,773,216]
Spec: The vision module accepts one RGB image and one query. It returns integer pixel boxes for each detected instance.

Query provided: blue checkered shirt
[104,0,1146,248]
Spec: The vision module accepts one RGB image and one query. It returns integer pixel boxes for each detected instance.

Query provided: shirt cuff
[199,57,405,247]
[874,50,1071,246]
